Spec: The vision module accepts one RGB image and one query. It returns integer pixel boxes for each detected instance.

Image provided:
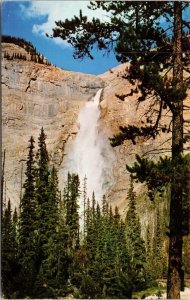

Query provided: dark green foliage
[35,128,50,269]
[46,166,60,236]
[34,166,63,296]
[15,129,72,298]
[125,177,147,291]
[2,35,51,65]
[126,154,190,237]
[80,195,132,299]
[80,274,101,298]
[3,126,189,298]
[2,35,36,52]
[127,155,172,200]
[34,130,70,298]
[2,133,166,299]
[102,194,108,216]
[61,173,81,294]
[51,2,175,63]
[1,131,75,298]
[42,2,189,121]
[18,136,38,297]
[35,128,49,203]
[82,176,87,236]
[2,200,19,298]
[64,173,80,251]
[126,154,190,202]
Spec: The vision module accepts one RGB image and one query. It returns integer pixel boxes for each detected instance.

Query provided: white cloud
[20,1,109,46]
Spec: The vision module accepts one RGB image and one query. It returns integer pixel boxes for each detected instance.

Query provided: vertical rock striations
[2,43,104,207]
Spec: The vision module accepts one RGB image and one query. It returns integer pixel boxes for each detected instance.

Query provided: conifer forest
[2,129,190,299]
[2,1,190,299]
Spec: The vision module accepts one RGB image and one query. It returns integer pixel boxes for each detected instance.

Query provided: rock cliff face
[2,43,190,224]
[98,63,190,220]
[98,64,168,222]
[2,43,104,207]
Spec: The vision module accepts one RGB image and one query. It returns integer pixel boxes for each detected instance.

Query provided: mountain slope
[2,42,104,206]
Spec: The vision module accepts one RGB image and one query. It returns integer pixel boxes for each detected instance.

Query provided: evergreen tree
[101,203,131,298]
[109,205,113,223]
[83,195,131,298]
[18,136,37,297]
[64,173,80,251]
[86,197,92,234]
[125,177,147,292]
[63,173,80,289]
[102,194,108,217]
[114,206,120,224]
[12,208,18,256]
[34,165,62,297]
[55,217,71,296]
[51,3,190,297]
[46,166,60,236]
[35,128,50,263]
[2,200,18,298]
[82,175,87,236]
[91,191,96,221]
[33,130,70,297]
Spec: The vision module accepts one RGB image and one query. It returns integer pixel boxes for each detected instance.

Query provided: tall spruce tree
[82,175,87,236]
[12,208,18,258]
[34,166,63,298]
[92,191,96,221]
[64,173,80,251]
[46,166,60,236]
[50,2,190,297]
[2,200,18,298]
[63,172,80,289]
[35,128,50,265]
[83,195,131,298]
[125,177,147,292]
[18,136,37,297]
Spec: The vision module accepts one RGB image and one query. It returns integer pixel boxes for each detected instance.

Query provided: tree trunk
[167,2,183,299]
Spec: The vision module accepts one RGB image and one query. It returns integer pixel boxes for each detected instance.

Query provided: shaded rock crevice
[25,77,37,92]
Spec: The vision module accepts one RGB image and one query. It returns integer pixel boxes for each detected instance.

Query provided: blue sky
[2,1,190,75]
[2,1,119,75]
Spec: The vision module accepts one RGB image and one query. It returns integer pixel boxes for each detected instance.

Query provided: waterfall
[62,88,115,203]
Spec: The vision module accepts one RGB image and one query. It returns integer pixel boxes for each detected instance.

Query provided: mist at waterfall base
[62,89,115,211]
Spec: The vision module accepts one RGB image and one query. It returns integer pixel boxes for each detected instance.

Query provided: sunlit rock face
[98,63,190,225]
[98,63,166,213]
[2,43,104,207]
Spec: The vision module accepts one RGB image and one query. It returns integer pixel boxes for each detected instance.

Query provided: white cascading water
[63,88,115,203]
